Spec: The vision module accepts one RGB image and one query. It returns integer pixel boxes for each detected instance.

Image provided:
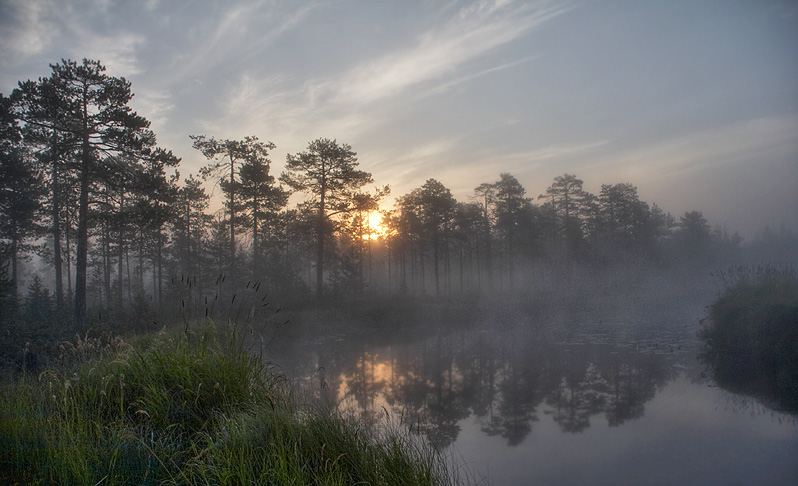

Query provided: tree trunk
[253,197,259,278]
[229,158,236,278]
[433,228,440,297]
[316,185,325,300]
[73,88,91,330]
[103,207,111,305]
[157,225,163,311]
[51,138,64,309]
[73,135,90,329]
[117,197,125,307]
[66,214,73,303]
[10,238,18,305]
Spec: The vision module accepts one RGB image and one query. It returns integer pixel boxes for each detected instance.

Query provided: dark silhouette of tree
[473,182,497,289]
[392,193,424,294]
[594,183,656,257]
[395,180,457,296]
[280,138,373,299]
[452,202,482,293]
[11,77,76,309]
[677,210,712,260]
[236,147,289,279]
[540,173,595,259]
[139,148,180,308]
[415,179,457,296]
[340,187,389,293]
[0,95,41,305]
[35,59,156,329]
[171,174,211,285]
[493,173,534,289]
[192,135,273,281]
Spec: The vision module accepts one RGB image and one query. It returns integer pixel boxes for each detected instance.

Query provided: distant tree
[0,95,41,304]
[45,59,155,329]
[171,173,211,282]
[11,77,75,309]
[192,135,273,279]
[236,147,289,279]
[280,138,373,299]
[281,205,318,297]
[205,213,230,278]
[23,275,55,323]
[540,174,595,258]
[473,182,497,287]
[595,183,654,254]
[650,203,677,245]
[342,187,389,292]
[493,173,534,287]
[393,192,424,294]
[413,179,457,297]
[452,202,482,293]
[677,210,712,259]
[139,148,180,308]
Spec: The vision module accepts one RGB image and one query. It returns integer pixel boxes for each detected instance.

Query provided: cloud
[327,0,568,107]
[418,55,540,98]
[580,115,798,183]
[74,31,146,76]
[161,2,321,88]
[131,89,175,133]
[207,0,568,159]
[0,0,61,62]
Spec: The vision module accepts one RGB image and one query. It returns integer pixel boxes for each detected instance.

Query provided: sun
[364,212,386,240]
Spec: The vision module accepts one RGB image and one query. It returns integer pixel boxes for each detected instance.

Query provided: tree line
[1,59,792,329]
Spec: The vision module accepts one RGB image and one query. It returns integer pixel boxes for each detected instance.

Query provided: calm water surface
[268,304,798,485]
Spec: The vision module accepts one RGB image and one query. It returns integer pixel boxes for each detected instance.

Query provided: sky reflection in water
[270,316,798,485]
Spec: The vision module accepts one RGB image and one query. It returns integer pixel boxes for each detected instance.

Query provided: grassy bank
[0,324,462,485]
[699,265,798,414]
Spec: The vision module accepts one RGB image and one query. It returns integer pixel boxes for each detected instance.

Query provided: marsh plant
[699,265,798,414]
[0,323,465,485]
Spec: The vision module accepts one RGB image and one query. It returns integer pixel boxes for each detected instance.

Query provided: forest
[1,58,796,334]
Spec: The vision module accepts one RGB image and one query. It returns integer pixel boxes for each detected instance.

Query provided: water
[267,305,798,485]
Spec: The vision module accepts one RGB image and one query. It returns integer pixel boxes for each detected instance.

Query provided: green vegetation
[699,265,798,414]
[0,324,461,485]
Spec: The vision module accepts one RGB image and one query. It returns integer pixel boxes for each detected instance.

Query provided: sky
[1,0,796,238]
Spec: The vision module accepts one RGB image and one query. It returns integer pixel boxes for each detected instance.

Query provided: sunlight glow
[363,212,386,240]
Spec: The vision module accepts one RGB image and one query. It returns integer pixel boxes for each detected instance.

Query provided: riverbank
[0,324,463,485]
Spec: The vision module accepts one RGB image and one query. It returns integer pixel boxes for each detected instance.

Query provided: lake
[266,298,798,485]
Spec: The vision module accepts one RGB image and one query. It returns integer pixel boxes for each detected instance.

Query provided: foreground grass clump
[699,265,798,414]
[0,325,459,485]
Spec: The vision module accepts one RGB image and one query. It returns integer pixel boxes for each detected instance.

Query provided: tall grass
[699,265,798,414]
[0,323,464,485]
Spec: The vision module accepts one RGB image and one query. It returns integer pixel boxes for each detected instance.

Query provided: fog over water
[261,281,797,485]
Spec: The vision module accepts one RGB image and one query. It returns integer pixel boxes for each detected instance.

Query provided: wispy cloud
[209,0,569,157]
[163,2,321,87]
[581,115,798,183]
[328,0,568,107]
[74,31,146,76]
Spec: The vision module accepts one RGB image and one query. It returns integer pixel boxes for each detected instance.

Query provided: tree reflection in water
[294,326,682,447]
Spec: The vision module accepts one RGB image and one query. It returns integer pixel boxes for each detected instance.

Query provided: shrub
[699,265,798,414]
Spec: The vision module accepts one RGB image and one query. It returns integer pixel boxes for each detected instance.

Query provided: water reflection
[273,322,698,448]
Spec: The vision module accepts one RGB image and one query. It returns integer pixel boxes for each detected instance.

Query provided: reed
[0,322,465,485]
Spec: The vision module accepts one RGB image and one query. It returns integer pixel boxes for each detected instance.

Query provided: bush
[699,265,798,414]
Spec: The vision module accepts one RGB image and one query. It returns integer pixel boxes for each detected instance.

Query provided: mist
[2,1,797,483]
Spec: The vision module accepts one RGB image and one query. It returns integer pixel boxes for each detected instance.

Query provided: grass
[699,265,798,414]
[0,322,463,485]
